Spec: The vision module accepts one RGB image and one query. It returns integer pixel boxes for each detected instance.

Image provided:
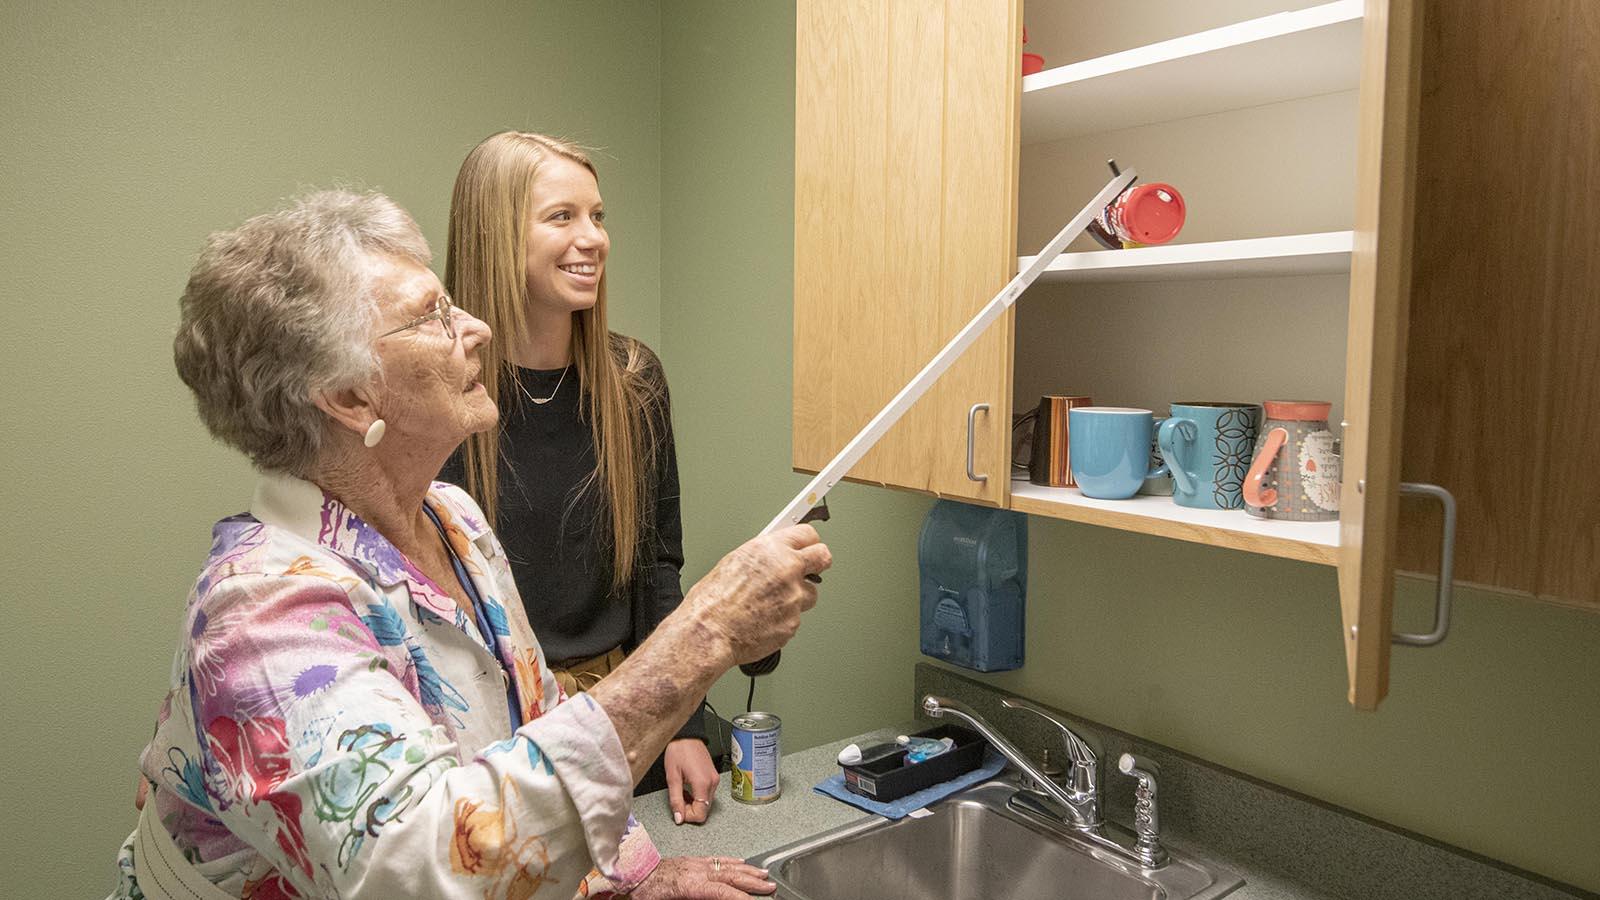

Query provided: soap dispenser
[917,499,1026,672]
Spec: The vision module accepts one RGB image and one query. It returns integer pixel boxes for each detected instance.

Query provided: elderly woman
[111,190,829,900]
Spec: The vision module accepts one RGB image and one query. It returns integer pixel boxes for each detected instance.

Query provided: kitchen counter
[634,663,1589,899]
[633,724,910,863]
[634,723,1340,900]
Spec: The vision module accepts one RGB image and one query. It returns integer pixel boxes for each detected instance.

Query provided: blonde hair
[446,131,662,593]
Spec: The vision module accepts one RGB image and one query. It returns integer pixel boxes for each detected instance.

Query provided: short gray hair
[173,190,432,475]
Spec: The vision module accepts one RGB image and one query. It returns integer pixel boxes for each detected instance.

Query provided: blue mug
[1068,407,1169,500]
[1157,402,1261,509]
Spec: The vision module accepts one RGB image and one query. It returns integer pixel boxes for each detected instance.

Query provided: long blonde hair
[446,131,662,593]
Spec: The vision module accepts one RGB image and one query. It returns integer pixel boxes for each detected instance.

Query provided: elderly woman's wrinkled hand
[684,525,831,668]
[630,856,775,899]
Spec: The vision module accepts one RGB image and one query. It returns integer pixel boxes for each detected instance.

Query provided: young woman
[444,131,721,826]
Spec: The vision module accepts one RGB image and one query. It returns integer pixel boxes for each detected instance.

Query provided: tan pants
[549,646,626,698]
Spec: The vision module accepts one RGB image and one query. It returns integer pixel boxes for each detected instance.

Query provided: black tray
[840,724,986,802]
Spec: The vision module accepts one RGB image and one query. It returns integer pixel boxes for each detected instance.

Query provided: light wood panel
[793,0,1019,503]
[1397,0,1562,594]
[926,0,1022,500]
[1540,1,1600,604]
[1337,0,1422,709]
[794,0,894,485]
[1398,0,1599,608]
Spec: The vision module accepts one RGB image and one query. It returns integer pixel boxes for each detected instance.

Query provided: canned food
[729,712,782,804]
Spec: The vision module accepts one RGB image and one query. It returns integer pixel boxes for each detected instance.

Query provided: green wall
[1,2,663,895]
[656,1,1599,893]
[659,2,932,760]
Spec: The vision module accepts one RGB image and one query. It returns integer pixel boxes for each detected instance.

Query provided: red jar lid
[1263,400,1332,420]
[1118,182,1185,245]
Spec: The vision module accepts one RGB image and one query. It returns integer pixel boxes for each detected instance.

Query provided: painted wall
[0,2,662,895]
[655,1,1599,893]
[659,2,932,752]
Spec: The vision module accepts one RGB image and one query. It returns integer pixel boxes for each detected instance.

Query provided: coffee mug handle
[1244,426,1288,508]
[1157,417,1196,496]
[1012,409,1038,472]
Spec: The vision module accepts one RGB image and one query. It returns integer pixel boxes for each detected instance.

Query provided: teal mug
[1139,416,1174,496]
[1157,402,1261,509]
[1068,407,1169,500]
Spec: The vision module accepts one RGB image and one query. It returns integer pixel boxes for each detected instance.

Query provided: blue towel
[812,748,1008,820]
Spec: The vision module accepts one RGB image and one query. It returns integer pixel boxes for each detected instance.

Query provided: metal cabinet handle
[966,403,990,482]
[1392,482,1457,647]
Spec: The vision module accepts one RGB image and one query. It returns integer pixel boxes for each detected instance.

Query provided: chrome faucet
[921,693,1168,869]
[999,695,1102,829]
[1118,752,1169,868]
[921,694,1100,830]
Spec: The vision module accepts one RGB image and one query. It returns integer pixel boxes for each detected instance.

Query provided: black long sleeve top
[441,339,704,743]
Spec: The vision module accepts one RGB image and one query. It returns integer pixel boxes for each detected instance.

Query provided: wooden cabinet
[793,0,1595,708]
[794,0,1020,504]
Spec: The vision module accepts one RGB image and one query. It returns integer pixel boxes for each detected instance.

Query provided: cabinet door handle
[966,403,990,483]
[1392,482,1457,647]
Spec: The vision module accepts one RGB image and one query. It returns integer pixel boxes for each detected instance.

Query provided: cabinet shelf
[1022,231,1353,283]
[1021,0,1363,144]
[1009,479,1339,565]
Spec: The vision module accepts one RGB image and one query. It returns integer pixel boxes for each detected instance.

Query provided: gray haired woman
[111,190,829,900]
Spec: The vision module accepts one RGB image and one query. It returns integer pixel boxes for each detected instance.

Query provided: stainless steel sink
[749,779,1243,900]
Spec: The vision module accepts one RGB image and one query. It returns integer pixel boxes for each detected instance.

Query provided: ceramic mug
[1157,402,1261,509]
[1013,395,1094,487]
[1138,417,1174,496]
[1243,400,1341,521]
[1067,407,1169,500]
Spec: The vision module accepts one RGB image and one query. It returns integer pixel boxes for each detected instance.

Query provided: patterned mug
[1243,400,1341,521]
[1157,402,1261,509]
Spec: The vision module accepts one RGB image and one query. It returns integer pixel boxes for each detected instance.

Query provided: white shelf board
[1020,231,1354,283]
[1010,479,1340,565]
[1022,0,1364,144]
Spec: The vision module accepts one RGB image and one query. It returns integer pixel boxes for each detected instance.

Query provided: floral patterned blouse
[111,472,660,899]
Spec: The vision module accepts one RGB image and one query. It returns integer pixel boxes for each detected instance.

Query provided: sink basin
[749,780,1243,900]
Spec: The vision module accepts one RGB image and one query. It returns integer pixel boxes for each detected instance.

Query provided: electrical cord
[701,698,730,770]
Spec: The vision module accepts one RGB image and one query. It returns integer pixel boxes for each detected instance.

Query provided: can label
[730,712,781,804]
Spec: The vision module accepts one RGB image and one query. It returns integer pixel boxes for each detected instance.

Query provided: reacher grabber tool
[740,166,1138,677]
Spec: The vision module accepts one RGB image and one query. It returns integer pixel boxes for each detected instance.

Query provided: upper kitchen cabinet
[793,0,1021,504]
[792,0,1596,708]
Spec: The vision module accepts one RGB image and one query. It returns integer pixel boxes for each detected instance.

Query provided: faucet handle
[1117,753,1168,868]
[1000,696,1097,767]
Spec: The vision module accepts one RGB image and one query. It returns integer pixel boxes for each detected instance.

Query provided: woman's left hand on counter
[665,737,722,825]
[631,856,775,899]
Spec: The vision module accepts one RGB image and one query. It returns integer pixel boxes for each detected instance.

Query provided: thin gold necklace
[516,366,569,405]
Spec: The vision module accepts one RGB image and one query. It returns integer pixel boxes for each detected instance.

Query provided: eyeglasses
[378,295,457,340]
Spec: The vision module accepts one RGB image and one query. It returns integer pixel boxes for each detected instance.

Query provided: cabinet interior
[1011,0,1359,507]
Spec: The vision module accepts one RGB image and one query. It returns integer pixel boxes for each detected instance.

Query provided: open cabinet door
[1338,0,1422,709]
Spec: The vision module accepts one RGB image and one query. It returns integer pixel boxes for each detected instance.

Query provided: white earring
[363,419,387,448]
